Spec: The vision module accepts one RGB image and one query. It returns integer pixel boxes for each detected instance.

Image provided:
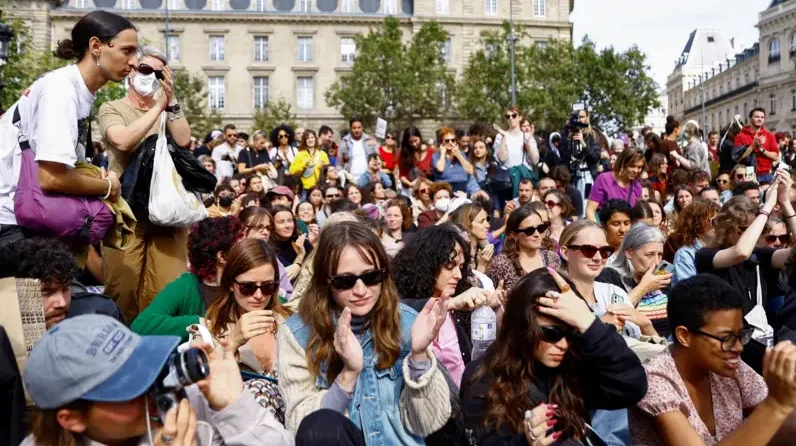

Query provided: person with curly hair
[0,238,125,328]
[269,124,298,183]
[462,268,646,446]
[130,216,245,341]
[666,199,720,283]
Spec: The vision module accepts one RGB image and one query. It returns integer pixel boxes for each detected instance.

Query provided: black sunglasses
[567,244,616,259]
[717,179,729,184]
[137,63,164,80]
[736,174,745,180]
[766,234,791,244]
[326,193,341,199]
[443,138,456,143]
[514,223,550,236]
[329,269,386,291]
[505,113,518,119]
[278,133,289,139]
[385,135,394,140]
[247,224,271,233]
[235,280,278,296]
[540,325,577,343]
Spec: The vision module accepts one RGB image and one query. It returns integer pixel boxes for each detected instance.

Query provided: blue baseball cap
[23,314,180,409]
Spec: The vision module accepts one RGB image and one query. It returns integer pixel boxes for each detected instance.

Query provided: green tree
[252,98,297,133]
[174,70,222,138]
[325,17,454,129]
[455,25,660,133]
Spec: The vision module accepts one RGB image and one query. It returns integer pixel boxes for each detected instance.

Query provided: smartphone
[654,260,675,275]
[745,166,755,182]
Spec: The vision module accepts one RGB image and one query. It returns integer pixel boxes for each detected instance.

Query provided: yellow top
[289,149,329,189]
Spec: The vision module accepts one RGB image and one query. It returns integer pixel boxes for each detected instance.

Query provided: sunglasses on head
[540,325,577,343]
[766,234,791,244]
[567,244,615,258]
[545,200,560,209]
[514,223,550,236]
[505,113,518,119]
[235,280,278,296]
[329,269,386,290]
[137,63,164,80]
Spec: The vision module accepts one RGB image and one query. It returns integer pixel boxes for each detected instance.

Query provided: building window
[341,38,356,63]
[791,34,796,56]
[769,38,781,63]
[297,77,314,110]
[168,0,181,9]
[342,0,355,12]
[254,36,269,62]
[744,102,748,117]
[792,90,796,111]
[121,0,136,9]
[209,36,225,61]
[485,0,497,14]
[298,0,311,12]
[255,0,267,11]
[253,76,269,109]
[771,95,777,115]
[436,0,449,14]
[533,0,545,17]
[718,111,722,124]
[297,37,313,62]
[208,76,225,110]
[443,39,452,64]
[166,35,180,62]
[74,0,88,7]
[438,82,450,110]
[536,40,549,49]
[211,0,224,10]
[384,0,397,14]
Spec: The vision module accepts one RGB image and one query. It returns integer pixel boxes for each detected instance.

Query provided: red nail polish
[547,419,557,427]
[546,410,555,417]
[552,431,562,440]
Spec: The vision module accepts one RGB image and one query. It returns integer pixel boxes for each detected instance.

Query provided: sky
[570,0,772,92]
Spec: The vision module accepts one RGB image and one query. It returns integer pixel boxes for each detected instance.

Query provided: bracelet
[759,209,771,217]
[786,213,796,219]
[102,178,112,200]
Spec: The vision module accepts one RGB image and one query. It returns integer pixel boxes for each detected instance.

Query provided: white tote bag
[148,113,208,226]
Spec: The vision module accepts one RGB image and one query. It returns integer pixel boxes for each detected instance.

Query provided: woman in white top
[493,107,539,196]
[0,11,138,246]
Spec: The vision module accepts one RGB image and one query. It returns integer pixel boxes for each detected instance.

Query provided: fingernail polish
[546,410,555,417]
[552,431,562,440]
[547,419,557,427]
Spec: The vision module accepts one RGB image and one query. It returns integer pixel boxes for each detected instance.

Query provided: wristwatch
[165,103,181,113]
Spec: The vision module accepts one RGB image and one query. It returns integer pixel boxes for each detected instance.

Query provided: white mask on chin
[131,72,160,97]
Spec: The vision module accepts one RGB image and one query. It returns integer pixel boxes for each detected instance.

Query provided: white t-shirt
[211,141,235,181]
[349,138,368,179]
[503,131,527,169]
[0,65,95,225]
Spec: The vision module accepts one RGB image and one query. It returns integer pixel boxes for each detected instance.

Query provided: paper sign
[375,118,388,139]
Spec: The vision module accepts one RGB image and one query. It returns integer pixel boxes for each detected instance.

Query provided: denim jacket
[282,304,425,446]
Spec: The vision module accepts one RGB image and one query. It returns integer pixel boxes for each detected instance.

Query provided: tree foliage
[174,70,222,138]
[252,98,297,133]
[325,17,454,129]
[455,23,660,133]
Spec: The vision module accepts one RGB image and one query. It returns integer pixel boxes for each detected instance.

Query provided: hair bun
[53,39,76,60]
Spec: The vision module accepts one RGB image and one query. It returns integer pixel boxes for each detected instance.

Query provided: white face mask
[131,72,160,97]
[434,198,450,213]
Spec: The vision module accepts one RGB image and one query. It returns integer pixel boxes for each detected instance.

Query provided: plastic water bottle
[471,305,497,361]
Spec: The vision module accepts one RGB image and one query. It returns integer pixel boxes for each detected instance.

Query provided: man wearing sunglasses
[98,46,193,322]
[761,219,790,249]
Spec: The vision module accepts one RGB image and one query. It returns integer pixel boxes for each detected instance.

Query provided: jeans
[591,409,631,446]
[757,173,775,184]
[0,225,24,249]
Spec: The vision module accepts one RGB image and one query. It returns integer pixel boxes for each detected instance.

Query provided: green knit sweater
[131,273,207,342]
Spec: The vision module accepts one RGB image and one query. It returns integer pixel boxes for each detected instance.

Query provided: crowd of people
[6,9,796,446]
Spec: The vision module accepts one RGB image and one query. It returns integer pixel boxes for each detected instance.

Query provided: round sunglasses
[329,269,386,291]
[235,280,278,296]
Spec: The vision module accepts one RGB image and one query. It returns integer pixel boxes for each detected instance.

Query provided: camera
[150,347,210,422]
[569,111,589,131]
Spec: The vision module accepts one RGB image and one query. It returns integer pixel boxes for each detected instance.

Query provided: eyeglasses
[505,113,518,119]
[513,223,550,236]
[567,244,616,259]
[278,133,289,139]
[247,224,271,233]
[692,327,754,351]
[419,188,429,194]
[539,325,577,343]
[329,269,387,290]
[385,135,394,140]
[326,193,341,199]
[717,179,729,184]
[736,174,745,180]
[137,63,164,80]
[545,200,560,209]
[235,280,278,296]
[443,138,456,143]
[766,234,791,244]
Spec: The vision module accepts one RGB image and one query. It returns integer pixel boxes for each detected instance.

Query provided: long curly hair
[669,199,719,248]
[188,217,246,282]
[298,222,402,383]
[269,124,295,148]
[392,224,474,299]
[205,238,292,337]
[468,269,586,437]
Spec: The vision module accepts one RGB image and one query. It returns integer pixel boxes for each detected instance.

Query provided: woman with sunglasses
[494,107,539,196]
[270,205,311,278]
[488,205,562,293]
[716,171,732,194]
[277,221,452,443]
[411,178,435,223]
[379,130,399,188]
[722,165,751,204]
[543,189,574,245]
[203,238,292,423]
[629,274,796,446]
[560,220,657,339]
[462,268,647,446]
[586,148,646,223]
[433,127,475,194]
[269,124,298,183]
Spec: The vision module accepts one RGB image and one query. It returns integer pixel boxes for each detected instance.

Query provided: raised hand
[227,310,275,352]
[762,341,796,413]
[536,267,596,333]
[410,295,449,360]
[334,308,364,374]
[638,263,672,294]
[193,342,244,412]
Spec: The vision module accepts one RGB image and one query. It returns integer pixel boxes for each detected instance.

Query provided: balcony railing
[63,0,413,15]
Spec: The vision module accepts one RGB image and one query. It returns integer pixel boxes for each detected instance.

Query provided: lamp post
[0,11,15,113]
[507,0,517,106]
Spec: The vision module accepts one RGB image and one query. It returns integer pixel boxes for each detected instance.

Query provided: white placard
[375,118,388,139]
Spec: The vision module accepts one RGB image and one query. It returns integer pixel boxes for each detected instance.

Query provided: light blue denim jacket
[282,304,426,446]
[672,239,703,287]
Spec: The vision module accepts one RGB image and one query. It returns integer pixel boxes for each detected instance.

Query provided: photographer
[21,314,293,446]
[560,109,601,199]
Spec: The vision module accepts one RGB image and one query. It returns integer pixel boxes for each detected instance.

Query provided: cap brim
[81,335,180,403]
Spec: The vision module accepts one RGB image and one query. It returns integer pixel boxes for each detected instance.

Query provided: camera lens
[175,348,210,385]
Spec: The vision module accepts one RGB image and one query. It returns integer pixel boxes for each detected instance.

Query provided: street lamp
[0,11,14,113]
[507,0,517,106]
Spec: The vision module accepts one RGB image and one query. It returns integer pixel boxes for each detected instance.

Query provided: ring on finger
[525,421,538,440]
[560,284,571,293]
[161,434,176,445]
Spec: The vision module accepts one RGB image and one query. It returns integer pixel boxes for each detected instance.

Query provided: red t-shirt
[379,146,396,170]
[397,146,435,179]
[734,126,779,175]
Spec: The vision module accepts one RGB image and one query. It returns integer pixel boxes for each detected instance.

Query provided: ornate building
[667,0,796,136]
[9,0,574,132]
